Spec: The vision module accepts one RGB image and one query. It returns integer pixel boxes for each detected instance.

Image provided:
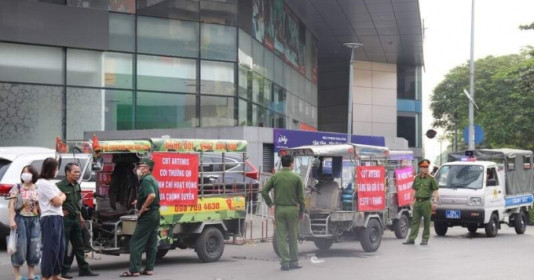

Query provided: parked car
[0,147,94,240]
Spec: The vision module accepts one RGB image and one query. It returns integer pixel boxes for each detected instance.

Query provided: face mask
[21,173,32,183]
[136,169,143,177]
[55,170,59,178]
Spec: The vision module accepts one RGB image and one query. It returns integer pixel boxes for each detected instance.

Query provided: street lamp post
[344,43,363,144]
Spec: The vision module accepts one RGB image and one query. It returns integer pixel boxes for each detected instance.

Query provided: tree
[430,52,534,150]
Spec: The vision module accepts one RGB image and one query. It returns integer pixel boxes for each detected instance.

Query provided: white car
[0,147,94,240]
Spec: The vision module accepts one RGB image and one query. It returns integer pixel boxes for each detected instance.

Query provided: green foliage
[430,50,534,150]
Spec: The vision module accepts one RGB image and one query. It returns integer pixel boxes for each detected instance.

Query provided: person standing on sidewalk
[261,154,305,271]
[37,158,66,280]
[403,159,438,246]
[57,163,98,278]
[120,158,160,277]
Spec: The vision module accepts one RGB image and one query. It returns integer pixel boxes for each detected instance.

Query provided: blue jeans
[11,215,41,267]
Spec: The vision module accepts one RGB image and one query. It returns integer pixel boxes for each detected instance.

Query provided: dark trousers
[129,210,160,273]
[40,215,65,278]
[62,217,90,274]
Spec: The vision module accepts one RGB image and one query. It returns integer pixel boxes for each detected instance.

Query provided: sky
[419,0,534,165]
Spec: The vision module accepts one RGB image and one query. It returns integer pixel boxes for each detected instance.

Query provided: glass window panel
[137,92,198,129]
[238,66,251,99]
[109,13,134,52]
[137,16,199,58]
[238,98,247,126]
[200,0,237,25]
[264,50,274,81]
[200,96,236,127]
[67,0,107,9]
[274,56,284,86]
[67,50,133,88]
[252,40,264,75]
[262,79,272,107]
[137,55,197,93]
[110,0,136,13]
[238,29,253,68]
[274,114,286,128]
[256,106,271,127]
[273,85,285,114]
[251,73,262,103]
[200,61,235,96]
[0,83,62,146]
[67,88,135,138]
[201,23,237,61]
[0,43,63,85]
[137,0,199,21]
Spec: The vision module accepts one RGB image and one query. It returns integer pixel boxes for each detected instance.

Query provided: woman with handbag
[8,165,41,280]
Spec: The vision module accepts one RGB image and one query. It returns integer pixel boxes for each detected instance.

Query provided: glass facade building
[0,0,318,146]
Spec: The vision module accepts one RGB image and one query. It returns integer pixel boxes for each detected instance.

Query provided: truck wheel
[467,224,477,234]
[434,222,448,236]
[394,214,410,239]
[314,239,334,250]
[156,249,169,260]
[196,227,225,262]
[514,212,527,234]
[360,219,382,252]
[485,214,499,237]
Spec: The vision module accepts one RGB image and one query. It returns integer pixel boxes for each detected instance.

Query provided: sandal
[120,272,139,278]
[140,270,154,276]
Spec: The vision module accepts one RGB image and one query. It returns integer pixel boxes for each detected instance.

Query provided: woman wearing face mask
[36,158,66,280]
[8,165,41,280]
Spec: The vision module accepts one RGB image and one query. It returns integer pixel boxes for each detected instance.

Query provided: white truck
[432,149,534,237]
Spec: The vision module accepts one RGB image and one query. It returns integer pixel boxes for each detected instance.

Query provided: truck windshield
[435,164,484,189]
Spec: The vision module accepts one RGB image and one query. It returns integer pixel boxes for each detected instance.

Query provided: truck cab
[433,149,533,237]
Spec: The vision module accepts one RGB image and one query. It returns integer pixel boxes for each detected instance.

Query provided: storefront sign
[274,128,385,152]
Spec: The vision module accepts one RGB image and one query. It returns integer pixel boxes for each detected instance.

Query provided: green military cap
[418,159,430,167]
[139,158,154,169]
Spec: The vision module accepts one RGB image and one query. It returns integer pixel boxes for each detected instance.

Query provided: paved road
[2,225,534,280]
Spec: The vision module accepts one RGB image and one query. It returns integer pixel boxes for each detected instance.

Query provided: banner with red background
[395,167,415,207]
[152,152,199,206]
[357,166,386,211]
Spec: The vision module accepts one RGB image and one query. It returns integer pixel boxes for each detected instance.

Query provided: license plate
[446,210,461,219]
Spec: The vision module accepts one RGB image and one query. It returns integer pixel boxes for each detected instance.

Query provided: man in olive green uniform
[58,163,98,278]
[122,158,160,277]
[403,159,438,245]
[261,155,305,271]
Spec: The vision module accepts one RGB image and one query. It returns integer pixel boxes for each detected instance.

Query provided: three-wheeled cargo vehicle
[56,136,254,262]
[384,150,415,239]
[272,143,389,253]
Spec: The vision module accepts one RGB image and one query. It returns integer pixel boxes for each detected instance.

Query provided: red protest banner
[152,152,199,206]
[395,167,415,207]
[357,166,386,211]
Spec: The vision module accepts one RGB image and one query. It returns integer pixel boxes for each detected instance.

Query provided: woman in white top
[36,158,66,280]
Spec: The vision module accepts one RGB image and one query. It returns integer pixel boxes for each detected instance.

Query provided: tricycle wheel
[314,239,334,250]
[394,213,410,239]
[360,219,382,252]
[196,227,225,262]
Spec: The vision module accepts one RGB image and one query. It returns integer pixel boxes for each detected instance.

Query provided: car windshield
[0,159,12,180]
[435,164,484,189]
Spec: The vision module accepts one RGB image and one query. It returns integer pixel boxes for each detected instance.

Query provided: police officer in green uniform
[403,159,438,245]
[261,154,305,271]
[58,163,98,278]
[121,158,160,277]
